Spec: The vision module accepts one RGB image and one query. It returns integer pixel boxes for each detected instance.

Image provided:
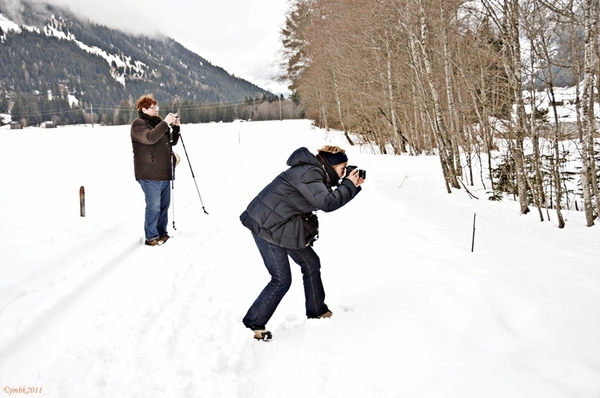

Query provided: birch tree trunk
[530,0,566,227]
[480,0,530,212]
[441,3,463,178]
[580,0,598,226]
[505,0,531,214]
[417,0,460,190]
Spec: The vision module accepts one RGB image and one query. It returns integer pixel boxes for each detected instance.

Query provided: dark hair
[136,94,157,111]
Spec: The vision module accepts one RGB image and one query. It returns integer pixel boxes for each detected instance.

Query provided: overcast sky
[40,0,292,95]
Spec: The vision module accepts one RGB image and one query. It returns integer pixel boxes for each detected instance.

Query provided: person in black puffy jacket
[240,145,364,340]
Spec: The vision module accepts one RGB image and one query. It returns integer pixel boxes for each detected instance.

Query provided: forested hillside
[0,1,302,125]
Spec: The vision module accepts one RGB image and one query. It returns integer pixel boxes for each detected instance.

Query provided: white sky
[40,0,292,95]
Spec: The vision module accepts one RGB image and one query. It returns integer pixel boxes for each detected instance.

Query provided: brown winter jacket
[131,115,180,181]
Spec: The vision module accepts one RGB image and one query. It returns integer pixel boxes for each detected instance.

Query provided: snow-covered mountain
[0,1,272,106]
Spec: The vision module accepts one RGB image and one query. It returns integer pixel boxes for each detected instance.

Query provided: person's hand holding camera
[164,113,180,126]
[346,168,365,187]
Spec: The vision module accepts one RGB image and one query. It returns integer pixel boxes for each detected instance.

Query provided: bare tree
[527,0,568,227]
[281,0,598,226]
[580,0,599,226]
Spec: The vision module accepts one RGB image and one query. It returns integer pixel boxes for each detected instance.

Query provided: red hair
[136,94,157,111]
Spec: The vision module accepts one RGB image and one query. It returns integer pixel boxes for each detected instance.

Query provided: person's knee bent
[270,273,292,293]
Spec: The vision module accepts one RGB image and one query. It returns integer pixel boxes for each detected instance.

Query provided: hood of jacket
[286,147,322,168]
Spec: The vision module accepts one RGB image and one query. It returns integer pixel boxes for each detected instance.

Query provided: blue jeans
[138,180,171,240]
[243,233,329,330]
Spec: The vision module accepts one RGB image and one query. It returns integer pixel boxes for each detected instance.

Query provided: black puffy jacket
[240,147,361,249]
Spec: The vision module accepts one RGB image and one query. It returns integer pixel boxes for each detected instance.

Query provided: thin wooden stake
[471,213,476,252]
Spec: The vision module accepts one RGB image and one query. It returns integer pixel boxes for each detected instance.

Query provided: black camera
[346,165,366,179]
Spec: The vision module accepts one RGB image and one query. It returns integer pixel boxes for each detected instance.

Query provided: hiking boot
[159,235,170,243]
[253,329,273,341]
[317,310,333,319]
[145,239,162,246]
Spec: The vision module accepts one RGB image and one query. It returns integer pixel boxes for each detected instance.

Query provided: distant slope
[0,0,272,108]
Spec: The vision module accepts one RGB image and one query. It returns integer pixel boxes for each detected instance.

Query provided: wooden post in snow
[80,186,86,217]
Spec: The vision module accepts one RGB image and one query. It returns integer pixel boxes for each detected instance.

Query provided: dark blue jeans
[243,233,329,330]
[138,179,171,240]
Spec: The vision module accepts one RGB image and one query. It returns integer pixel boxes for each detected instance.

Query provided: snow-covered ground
[0,120,598,397]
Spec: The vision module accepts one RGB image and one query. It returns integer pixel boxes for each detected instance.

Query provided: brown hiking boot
[159,235,170,243]
[253,329,273,341]
[317,310,333,319]
[145,239,162,246]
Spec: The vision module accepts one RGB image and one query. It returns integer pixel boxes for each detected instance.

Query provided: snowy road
[1,120,599,397]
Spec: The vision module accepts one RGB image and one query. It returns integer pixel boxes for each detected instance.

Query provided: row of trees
[280,0,600,227]
[113,95,304,125]
[6,91,86,125]
[3,92,304,126]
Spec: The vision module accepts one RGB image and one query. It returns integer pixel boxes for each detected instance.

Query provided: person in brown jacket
[131,94,180,246]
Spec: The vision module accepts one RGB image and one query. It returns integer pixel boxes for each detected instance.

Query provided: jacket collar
[138,110,163,127]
